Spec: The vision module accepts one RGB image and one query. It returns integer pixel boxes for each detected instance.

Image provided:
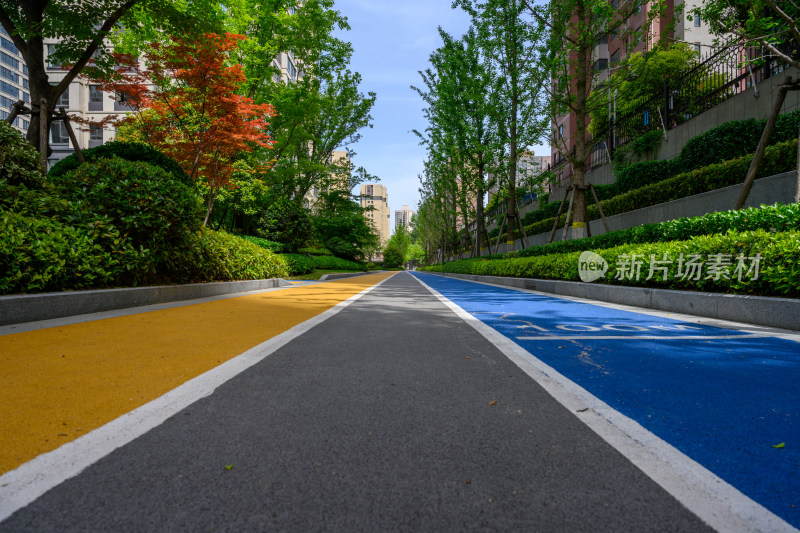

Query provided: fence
[585,41,799,169]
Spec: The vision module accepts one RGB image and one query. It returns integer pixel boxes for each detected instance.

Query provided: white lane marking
[516,335,764,340]
[411,273,797,533]
[427,274,800,342]
[0,273,396,523]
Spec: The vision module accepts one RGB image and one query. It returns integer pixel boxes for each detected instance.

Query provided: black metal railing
[581,40,798,168]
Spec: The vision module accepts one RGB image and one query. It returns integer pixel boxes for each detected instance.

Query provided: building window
[22,91,29,103]
[50,121,69,144]
[89,123,103,147]
[47,44,61,69]
[694,15,701,27]
[593,58,608,72]
[1,51,19,69]
[610,50,620,65]
[55,88,69,108]
[89,85,103,111]
[694,44,701,54]
[89,124,103,140]
[1,65,18,83]
[558,125,564,139]
[1,37,18,55]
[287,59,296,80]
[0,80,19,98]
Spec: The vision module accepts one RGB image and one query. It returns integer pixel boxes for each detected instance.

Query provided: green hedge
[0,211,147,294]
[281,254,316,275]
[173,229,288,282]
[236,235,287,253]
[508,111,800,233]
[509,139,798,240]
[48,141,191,185]
[509,203,800,259]
[311,255,364,271]
[421,230,800,296]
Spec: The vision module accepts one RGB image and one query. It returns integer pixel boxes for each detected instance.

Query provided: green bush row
[281,254,316,275]
[279,254,365,275]
[236,234,287,253]
[501,139,798,242]
[505,203,800,259]
[508,111,800,232]
[48,141,191,185]
[311,255,364,271]
[420,230,800,297]
[173,229,289,283]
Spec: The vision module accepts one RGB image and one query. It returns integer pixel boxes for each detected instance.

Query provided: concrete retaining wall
[430,272,800,331]
[462,170,797,257]
[0,278,292,326]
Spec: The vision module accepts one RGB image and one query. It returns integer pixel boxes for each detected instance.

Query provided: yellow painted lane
[0,272,395,475]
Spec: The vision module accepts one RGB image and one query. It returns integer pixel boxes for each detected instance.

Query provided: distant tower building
[360,183,390,246]
[395,205,414,233]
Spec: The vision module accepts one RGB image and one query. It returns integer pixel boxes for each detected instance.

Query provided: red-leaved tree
[96,33,276,225]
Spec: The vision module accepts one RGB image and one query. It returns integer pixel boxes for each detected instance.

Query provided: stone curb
[428,272,800,331]
[0,278,293,326]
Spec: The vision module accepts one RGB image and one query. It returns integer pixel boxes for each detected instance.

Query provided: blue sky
[334,0,472,232]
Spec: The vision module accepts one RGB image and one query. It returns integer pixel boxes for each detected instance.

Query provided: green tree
[413,27,499,256]
[454,0,549,244]
[0,0,219,156]
[694,0,800,71]
[524,0,662,238]
[311,188,379,261]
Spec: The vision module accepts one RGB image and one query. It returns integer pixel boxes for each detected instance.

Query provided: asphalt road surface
[1,271,795,532]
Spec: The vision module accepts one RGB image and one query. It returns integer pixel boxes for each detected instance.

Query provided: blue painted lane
[412,272,800,528]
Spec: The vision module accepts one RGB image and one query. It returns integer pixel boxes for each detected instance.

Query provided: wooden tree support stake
[548,185,572,244]
[58,107,84,163]
[588,183,610,233]
[561,188,575,242]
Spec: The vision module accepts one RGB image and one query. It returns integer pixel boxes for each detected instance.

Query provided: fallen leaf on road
[772,443,785,449]
[225,464,234,470]
[489,401,497,406]
[466,356,471,359]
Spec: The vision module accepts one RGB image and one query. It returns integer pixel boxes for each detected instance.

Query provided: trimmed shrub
[679,118,764,171]
[311,255,364,271]
[0,121,46,189]
[421,230,799,297]
[614,158,684,195]
[507,139,798,241]
[173,229,289,282]
[257,197,312,252]
[510,203,800,259]
[236,235,287,253]
[281,253,315,275]
[52,157,202,257]
[48,141,191,185]
[383,244,403,268]
[0,211,146,294]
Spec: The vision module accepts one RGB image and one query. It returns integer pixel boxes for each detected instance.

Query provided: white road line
[0,273,396,523]
[516,334,763,340]
[411,273,798,533]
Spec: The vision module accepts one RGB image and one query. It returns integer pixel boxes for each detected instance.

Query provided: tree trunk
[203,187,220,227]
[735,79,790,209]
[476,169,485,256]
[570,4,591,240]
[795,120,800,203]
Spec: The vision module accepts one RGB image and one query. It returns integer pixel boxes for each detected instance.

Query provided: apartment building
[394,205,414,233]
[0,26,31,134]
[360,183,390,246]
[304,150,351,209]
[487,151,551,205]
[549,0,717,188]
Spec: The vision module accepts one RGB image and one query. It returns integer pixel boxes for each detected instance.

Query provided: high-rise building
[0,26,31,134]
[360,183,390,246]
[395,205,414,233]
[549,0,719,188]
